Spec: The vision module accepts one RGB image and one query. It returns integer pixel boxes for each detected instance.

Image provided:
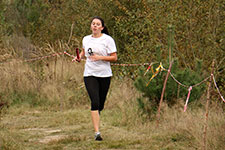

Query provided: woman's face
[91,18,104,35]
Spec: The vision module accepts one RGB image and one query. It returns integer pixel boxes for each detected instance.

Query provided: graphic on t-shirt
[88,48,93,56]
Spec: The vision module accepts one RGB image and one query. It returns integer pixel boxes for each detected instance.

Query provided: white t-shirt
[82,33,117,77]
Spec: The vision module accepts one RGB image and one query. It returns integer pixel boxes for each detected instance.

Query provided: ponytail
[91,16,109,35]
[102,26,109,35]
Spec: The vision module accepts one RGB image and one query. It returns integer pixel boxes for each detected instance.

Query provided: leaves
[0,0,224,84]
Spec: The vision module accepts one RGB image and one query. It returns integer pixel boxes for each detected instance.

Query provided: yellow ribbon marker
[146,62,165,87]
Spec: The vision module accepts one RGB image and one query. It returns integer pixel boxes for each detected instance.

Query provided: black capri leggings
[84,76,111,111]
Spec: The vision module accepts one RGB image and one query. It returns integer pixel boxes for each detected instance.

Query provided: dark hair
[91,16,109,35]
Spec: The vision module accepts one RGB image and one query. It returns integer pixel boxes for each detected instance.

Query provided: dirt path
[0,107,151,150]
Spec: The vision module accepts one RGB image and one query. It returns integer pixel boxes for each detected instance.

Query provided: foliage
[0,0,224,95]
[0,0,47,36]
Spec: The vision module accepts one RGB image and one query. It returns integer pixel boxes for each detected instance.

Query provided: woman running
[75,16,117,141]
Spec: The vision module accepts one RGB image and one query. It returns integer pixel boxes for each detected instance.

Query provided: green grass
[0,106,144,150]
[1,102,224,150]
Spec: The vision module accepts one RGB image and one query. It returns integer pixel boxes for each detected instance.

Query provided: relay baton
[76,48,80,60]
[72,48,80,62]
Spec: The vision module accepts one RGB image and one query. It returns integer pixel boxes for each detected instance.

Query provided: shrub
[134,58,206,116]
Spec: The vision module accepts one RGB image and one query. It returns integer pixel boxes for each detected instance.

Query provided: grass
[1,102,224,150]
[0,57,224,150]
[1,93,224,150]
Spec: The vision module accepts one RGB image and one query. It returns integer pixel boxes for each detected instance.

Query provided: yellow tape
[146,62,165,87]
[160,62,165,71]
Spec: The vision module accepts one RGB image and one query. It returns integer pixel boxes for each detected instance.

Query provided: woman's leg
[91,110,100,133]
[98,77,111,112]
[84,77,101,134]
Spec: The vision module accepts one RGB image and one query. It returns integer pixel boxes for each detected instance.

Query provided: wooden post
[61,53,64,111]
[156,62,173,126]
[36,61,39,92]
[203,60,214,150]
[54,56,57,80]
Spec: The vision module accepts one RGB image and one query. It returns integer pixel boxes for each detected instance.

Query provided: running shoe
[95,133,103,141]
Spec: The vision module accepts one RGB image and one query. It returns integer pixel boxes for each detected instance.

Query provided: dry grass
[0,56,224,150]
[0,56,86,107]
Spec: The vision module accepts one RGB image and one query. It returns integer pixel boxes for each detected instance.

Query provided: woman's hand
[72,49,85,62]
[72,56,81,62]
[89,54,102,61]
[75,56,81,62]
[89,52,117,62]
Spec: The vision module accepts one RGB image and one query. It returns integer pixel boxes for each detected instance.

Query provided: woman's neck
[92,33,103,38]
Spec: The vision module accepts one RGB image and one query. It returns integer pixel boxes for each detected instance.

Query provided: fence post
[54,56,57,80]
[61,52,64,80]
[156,62,173,127]
[156,24,174,127]
[203,60,214,150]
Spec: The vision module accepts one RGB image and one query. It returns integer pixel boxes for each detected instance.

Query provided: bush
[134,58,206,116]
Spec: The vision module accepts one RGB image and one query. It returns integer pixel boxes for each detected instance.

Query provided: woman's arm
[89,52,117,62]
[79,48,85,59]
